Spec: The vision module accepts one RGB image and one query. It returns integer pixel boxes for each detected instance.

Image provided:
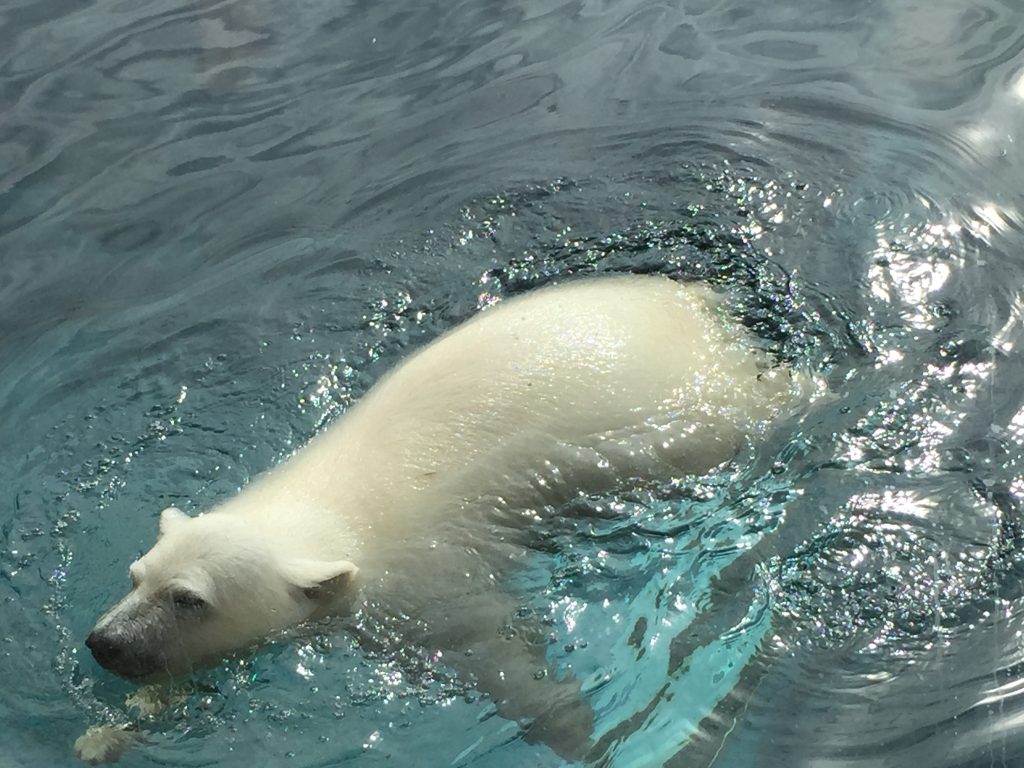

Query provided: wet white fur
[215,274,801,565]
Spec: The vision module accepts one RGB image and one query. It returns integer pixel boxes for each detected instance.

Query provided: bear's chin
[97,652,183,683]
[95,647,215,683]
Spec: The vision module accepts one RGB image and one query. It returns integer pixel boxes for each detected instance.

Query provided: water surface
[4,0,1024,766]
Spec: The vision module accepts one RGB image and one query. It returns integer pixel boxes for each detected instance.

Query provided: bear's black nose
[86,630,122,669]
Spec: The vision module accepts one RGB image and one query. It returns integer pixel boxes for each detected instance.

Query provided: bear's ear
[280,558,359,601]
[158,506,188,537]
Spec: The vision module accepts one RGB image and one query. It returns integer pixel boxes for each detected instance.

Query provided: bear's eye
[171,590,208,610]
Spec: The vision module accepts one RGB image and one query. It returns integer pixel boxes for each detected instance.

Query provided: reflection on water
[4,0,1024,765]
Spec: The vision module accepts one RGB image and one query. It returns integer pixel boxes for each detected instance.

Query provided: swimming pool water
[4,0,1024,766]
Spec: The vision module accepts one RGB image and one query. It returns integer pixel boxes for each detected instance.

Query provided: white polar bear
[83,275,806,761]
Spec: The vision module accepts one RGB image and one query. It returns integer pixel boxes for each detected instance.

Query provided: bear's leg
[412,584,594,761]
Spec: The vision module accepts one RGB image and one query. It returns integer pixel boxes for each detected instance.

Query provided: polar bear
[83,275,806,761]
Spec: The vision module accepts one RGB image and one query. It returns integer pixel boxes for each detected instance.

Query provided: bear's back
[285,275,801,527]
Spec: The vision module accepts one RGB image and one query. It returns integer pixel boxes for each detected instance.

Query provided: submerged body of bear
[84,275,806,761]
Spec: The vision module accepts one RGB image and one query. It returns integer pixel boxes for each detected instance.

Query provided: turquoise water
[4,0,1024,766]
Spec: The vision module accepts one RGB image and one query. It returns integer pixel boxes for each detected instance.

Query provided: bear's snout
[86,628,162,680]
[86,629,124,670]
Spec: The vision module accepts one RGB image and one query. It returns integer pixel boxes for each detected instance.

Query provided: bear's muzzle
[86,626,165,680]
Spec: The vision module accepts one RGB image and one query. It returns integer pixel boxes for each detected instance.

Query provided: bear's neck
[213,449,367,565]
[211,400,454,566]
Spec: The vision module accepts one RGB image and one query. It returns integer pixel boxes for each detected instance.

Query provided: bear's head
[86,506,358,680]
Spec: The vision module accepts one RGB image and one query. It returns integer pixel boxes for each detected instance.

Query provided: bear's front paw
[73,724,138,765]
[126,684,183,717]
